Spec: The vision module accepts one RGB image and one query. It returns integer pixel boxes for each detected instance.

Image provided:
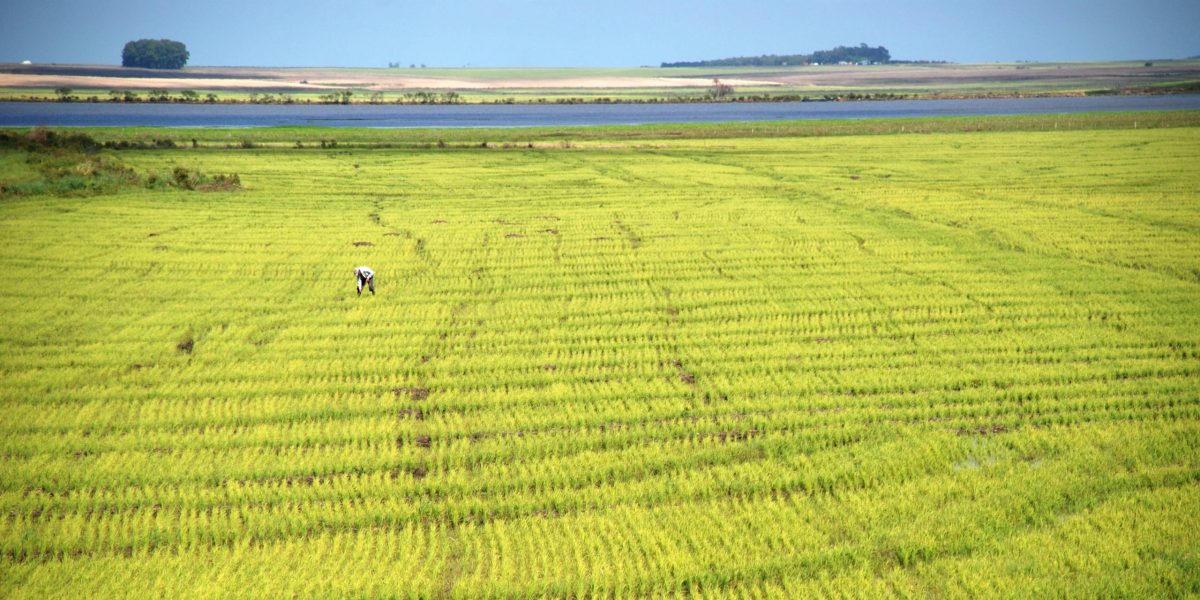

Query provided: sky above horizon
[1,0,1197,68]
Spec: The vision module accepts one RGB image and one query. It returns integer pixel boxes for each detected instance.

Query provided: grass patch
[0,129,240,197]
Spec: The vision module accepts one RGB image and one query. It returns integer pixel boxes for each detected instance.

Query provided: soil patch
[711,429,761,443]
[397,408,426,420]
[672,359,696,385]
[394,386,430,401]
[956,424,1011,436]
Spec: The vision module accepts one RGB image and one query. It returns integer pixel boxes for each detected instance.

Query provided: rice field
[1,119,1198,597]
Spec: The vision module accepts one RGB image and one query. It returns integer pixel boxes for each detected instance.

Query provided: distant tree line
[663,44,891,67]
[122,39,189,70]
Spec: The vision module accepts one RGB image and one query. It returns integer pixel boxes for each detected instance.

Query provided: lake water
[1,95,1198,128]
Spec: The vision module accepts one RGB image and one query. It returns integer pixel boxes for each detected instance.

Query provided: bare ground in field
[1,62,1197,94]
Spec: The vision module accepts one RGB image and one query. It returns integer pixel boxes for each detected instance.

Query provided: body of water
[1,94,1198,128]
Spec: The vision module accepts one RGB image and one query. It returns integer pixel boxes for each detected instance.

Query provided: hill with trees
[663,44,890,67]
[122,39,189,70]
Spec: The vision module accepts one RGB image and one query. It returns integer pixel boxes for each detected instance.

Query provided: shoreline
[4,111,1197,145]
[2,87,1198,106]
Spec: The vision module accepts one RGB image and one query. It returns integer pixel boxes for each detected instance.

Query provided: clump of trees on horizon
[122,39,189,70]
[663,44,891,67]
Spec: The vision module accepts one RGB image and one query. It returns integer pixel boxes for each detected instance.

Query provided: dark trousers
[357,275,375,295]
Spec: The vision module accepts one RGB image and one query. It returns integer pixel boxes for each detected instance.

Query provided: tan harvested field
[762,62,1200,91]
[2,61,1198,98]
[0,72,783,92]
[0,64,779,92]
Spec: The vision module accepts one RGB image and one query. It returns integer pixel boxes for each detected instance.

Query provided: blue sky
[2,0,1197,67]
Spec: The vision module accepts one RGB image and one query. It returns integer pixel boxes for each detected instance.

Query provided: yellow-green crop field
[1,119,1199,598]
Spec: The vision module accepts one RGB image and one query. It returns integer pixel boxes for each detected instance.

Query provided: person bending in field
[354,266,375,295]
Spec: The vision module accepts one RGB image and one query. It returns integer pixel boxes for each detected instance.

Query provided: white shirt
[355,266,374,280]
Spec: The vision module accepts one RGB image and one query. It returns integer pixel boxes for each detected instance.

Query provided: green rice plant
[0,117,1198,597]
